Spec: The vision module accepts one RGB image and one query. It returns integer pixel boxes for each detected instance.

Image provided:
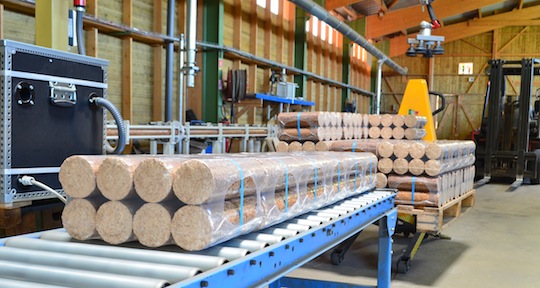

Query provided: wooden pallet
[396,189,476,233]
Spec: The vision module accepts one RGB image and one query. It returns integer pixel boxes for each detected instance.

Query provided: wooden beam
[341,6,358,20]
[519,0,524,9]
[263,0,272,93]
[152,0,162,121]
[369,0,387,12]
[86,0,98,57]
[248,1,258,94]
[276,0,284,64]
[492,28,498,58]
[460,38,490,54]
[326,0,361,11]
[389,5,540,57]
[0,4,4,39]
[366,0,505,39]
[497,26,528,53]
[122,0,132,124]
[468,20,540,26]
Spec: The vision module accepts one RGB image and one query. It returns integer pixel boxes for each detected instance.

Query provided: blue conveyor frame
[0,189,396,288]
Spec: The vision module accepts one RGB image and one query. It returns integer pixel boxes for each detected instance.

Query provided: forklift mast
[475,59,540,191]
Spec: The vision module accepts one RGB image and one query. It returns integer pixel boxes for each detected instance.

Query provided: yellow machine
[397,79,438,141]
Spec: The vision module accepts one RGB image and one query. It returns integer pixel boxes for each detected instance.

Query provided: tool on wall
[406,0,445,57]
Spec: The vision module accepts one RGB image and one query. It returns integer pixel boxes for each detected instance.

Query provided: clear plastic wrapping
[62,152,378,251]
[323,139,476,177]
[170,151,377,250]
[390,166,475,206]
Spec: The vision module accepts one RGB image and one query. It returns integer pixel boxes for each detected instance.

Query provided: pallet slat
[397,189,475,233]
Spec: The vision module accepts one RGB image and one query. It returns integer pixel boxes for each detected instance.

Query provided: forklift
[474,59,540,191]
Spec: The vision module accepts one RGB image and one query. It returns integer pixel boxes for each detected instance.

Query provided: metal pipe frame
[185,0,199,88]
[287,0,408,76]
[164,0,175,121]
[197,41,374,96]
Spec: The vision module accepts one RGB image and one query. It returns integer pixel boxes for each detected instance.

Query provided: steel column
[164,0,175,121]
[294,7,308,99]
[202,0,224,123]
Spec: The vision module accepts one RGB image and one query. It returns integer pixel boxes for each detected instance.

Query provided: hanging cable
[19,176,67,204]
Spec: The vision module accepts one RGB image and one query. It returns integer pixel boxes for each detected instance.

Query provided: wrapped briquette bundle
[408,158,425,176]
[395,191,441,206]
[376,173,388,188]
[404,115,427,128]
[288,141,303,152]
[275,141,289,152]
[277,112,324,128]
[393,158,409,175]
[380,114,394,127]
[380,127,393,140]
[392,127,405,140]
[134,157,191,203]
[377,141,394,158]
[59,155,107,198]
[387,174,443,193]
[133,200,184,248]
[409,141,426,159]
[171,196,262,251]
[95,198,145,245]
[378,158,393,174]
[368,127,381,139]
[424,155,475,177]
[173,157,268,205]
[404,128,427,140]
[302,141,316,151]
[278,127,318,141]
[315,141,331,151]
[393,141,410,159]
[368,114,381,127]
[62,196,107,241]
[96,156,147,201]
[392,114,405,128]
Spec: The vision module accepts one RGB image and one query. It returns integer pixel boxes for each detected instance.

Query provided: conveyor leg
[378,209,397,288]
[330,231,361,265]
[396,232,426,274]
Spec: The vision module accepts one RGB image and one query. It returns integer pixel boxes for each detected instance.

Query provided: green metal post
[294,7,307,98]
[202,0,224,123]
[342,19,366,111]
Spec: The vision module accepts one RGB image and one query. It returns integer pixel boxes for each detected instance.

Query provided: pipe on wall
[197,41,374,96]
[165,0,175,121]
[186,0,199,87]
[288,0,408,76]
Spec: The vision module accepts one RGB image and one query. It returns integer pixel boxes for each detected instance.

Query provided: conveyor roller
[0,189,396,288]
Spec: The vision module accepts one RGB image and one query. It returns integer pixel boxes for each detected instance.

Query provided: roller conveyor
[0,189,396,288]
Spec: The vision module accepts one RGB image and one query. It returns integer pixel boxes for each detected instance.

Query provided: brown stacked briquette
[59,152,377,251]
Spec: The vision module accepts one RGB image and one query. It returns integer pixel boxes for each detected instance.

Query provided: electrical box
[276,82,298,100]
[0,40,108,205]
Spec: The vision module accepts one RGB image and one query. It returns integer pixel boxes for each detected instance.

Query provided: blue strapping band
[352,141,357,153]
[411,176,416,204]
[297,112,302,140]
[229,160,245,225]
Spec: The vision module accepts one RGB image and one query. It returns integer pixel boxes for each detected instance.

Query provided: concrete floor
[288,183,540,287]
